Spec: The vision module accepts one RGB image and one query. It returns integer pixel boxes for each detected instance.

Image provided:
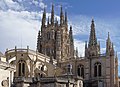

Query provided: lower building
[4,46,83,87]
[0,52,15,87]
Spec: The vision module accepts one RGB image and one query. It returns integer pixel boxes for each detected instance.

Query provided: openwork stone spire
[106,32,112,56]
[42,7,46,27]
[88,19,97,47]
[60,5,64,25]
[51,4,54,25]
[65,11,67,25]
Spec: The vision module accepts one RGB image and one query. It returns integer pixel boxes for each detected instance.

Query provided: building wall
[0,61,15,87]
[0,68,9,87]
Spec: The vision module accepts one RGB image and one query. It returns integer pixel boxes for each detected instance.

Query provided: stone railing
[5,48,58,64]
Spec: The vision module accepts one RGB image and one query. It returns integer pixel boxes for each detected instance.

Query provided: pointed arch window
[47,32,50,40]
[18,60,26,77]
[77,65,84,78]
[94,62,101,77]
[67,64,72,74]
[41,65,44,71]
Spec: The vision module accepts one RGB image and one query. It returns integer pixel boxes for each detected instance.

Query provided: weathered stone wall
[0,68,9,87]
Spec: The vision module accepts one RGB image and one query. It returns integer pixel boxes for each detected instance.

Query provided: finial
[70,25,72,30]
[91,18,95,28]
[112,42,114,48]
[61,5,63,12]
[60,5,64,25]
[52,4,54,11]
[42,7,46,27]
[55,17,58,26]
[85,41,87,48]
[65,10,67,24]
[116,51,118,58]
[76,47,78,57]
[92,18,94,23]
[51,4,54,25]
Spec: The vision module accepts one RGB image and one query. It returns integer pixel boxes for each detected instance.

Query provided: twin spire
[41,4,68,27]
[87,18,114,56]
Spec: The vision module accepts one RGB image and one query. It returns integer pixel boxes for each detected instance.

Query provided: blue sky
[0,0,120,75]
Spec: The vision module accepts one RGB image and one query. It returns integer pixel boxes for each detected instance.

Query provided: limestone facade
[0,53,15,87]
[0,4,119,87]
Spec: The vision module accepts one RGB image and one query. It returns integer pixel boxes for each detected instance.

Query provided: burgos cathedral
[0,5,119,87]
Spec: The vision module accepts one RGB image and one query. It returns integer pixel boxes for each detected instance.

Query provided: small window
[94,62,102,77]
[77,65,84,78]
[21,54,23,56]
[18,60,26,77]
[67,64,72,74]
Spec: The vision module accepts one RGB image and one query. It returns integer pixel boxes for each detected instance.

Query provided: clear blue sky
[44,0,120,18]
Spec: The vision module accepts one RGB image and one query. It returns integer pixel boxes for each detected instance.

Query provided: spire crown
[85,41,87,48]
[115,51,118,61]
[69,25,74,44]
[60,5,64,25]
[89,19,97,47]
[65,11,67,24]
[91,18,95,28]
[76,47,78,58]
[55,17,58,27]
[42,7,46,27]
[70,25,72,31]
[60,5,63,14]
[47,16,49,25]
[51,4,54,25]
[107,32,110,41]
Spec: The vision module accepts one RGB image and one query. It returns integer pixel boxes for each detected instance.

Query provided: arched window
[77,65,84,78]
[46,48,51,56]
[47,32,50,40]
[94,62,101,77]
[18,60,26,77]
[67,64,72,74]
[41,65,44,71]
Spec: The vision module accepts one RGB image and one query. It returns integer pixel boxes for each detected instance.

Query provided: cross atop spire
[88,19,97,47]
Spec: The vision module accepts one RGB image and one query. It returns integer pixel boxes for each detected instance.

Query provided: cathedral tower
[37,5,74,64]
[86,19,100,57]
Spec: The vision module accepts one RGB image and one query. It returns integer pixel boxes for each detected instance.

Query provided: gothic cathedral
[0,4,119,87]
[36,5,119,87]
